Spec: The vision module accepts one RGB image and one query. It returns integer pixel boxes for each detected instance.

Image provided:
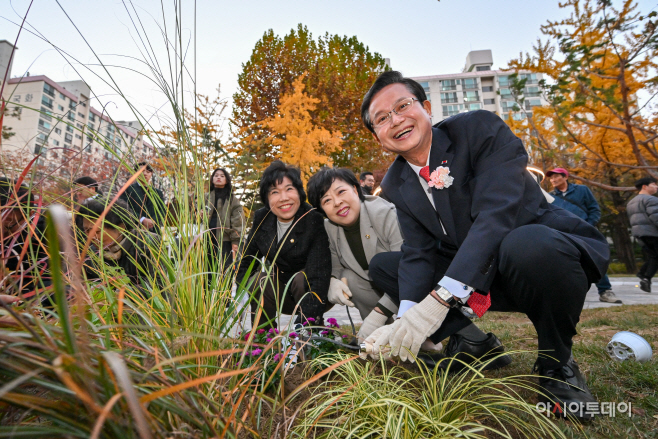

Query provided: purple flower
[268,328,279,334]
[320,330,329,336]
[289,332,298,339]
[327,318,338,326]
[266,337,272,343]
[251,348,263,356]
[302,322,308,326]
[307,317,316,323]
[342,335,349,338]
[256,329,265,334]
[244,333,251,341]
[273,353,283,362]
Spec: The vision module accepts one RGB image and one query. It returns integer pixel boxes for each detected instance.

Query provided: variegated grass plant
[293,352,574,439]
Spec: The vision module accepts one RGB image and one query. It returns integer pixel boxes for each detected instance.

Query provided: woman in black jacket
[236,161,331,329]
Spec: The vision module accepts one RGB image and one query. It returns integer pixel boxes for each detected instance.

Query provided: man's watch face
[436,287,452,302]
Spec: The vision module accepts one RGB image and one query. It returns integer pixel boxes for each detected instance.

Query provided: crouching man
[361,71,609,419]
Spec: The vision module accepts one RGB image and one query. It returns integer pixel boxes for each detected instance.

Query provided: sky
[2,0,658,129]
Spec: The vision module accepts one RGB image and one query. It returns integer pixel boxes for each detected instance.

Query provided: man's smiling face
[369,83,433,165]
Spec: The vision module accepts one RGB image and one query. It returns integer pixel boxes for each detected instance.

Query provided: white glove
[327,277,354,307]
[389,295,450,362]
[357,310,388,341]
[360,324,394,360]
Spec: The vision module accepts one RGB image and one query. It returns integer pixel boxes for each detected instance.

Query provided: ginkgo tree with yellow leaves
[262,75,342,183]
[503,0,658,271]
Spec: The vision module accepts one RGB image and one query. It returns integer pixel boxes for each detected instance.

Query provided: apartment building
[1,74,152,174]
[410,50,546,124]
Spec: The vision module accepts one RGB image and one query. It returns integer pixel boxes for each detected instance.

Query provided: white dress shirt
[398,155,473,316]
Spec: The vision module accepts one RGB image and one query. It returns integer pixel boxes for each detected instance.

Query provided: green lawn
[475,305,658,438]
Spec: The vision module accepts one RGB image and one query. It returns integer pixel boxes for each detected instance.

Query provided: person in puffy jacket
[627,177,658,292]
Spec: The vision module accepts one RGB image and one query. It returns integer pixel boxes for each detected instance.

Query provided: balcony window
[41,96,54,109]
[66,125,74,133]
[441,79,458,91]
[462,78,478,89]
[501,101,519,112]
[442,104,464,117]
[463,91,480,102]
[59,93,65,100]
[38,119,51,132]
[55,128,62,135]
[78,112,85,119]
[89,113,96,122]
[40,107,53,121]
[484,98,496,105]
[476,65,491,71]
[43,83,56,97]
[499,88,512,98]
[419,81,431,94]
[519,73,538,84]
[499,76,510,87]
[441,92,458,103]
[525,86,540,97]
[525,99,542,110]
[34,144,47,155]
[65,133,73,143]
[68,112,75,121]
[467,103,482,111]
[482,86,494,92]
[53,140,60,146]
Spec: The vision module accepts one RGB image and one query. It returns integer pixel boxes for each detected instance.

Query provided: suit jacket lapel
[398,162,443,235]
[429,127,458,243]
[360,201,378,263]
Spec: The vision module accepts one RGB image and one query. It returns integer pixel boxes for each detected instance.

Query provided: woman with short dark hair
[307,168,403,341]
[236,161,331,329]
[205,168,245,268]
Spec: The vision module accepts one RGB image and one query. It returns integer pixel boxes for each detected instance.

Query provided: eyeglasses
[372,98,418,129]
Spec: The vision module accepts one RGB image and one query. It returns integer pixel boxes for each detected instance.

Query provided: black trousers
[369,224,591,368]
[249,270,330,330]
[638,236,658,280]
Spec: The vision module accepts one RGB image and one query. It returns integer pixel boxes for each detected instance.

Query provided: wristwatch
[434,286,464,308]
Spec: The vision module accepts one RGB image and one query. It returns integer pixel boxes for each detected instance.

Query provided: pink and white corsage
[428,166,454,190]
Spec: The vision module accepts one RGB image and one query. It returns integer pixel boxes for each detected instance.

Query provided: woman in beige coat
[205,168,245,268]
[307,168,403,340]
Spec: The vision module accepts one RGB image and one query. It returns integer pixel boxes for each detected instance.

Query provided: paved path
[234,276,658,331]
[321,276,658,326]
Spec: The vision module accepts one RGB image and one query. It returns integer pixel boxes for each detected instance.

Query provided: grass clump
[293,352,570,439]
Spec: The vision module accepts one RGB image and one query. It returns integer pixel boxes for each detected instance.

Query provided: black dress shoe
[424,333,512,372]
[639,276,651,293]
[533,357,597,420]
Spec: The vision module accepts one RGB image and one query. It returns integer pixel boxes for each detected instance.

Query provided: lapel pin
[441,160,448,164]
[365,234,370,239]
[290,238,295,243]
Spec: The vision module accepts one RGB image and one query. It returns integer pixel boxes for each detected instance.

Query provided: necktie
[466,292,491,318]
[419,166,431,183]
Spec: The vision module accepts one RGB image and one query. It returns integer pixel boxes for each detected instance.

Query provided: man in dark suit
[120,162,165,231]
[360,71,609,418]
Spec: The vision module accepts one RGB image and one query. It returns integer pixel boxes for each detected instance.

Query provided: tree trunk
[608,190,637,273]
